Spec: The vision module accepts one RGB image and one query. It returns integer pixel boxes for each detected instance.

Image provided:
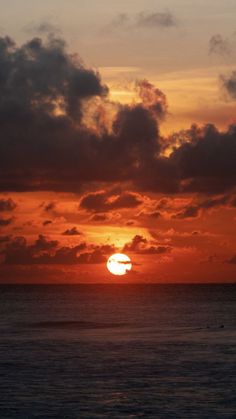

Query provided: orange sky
[0,1,236,282]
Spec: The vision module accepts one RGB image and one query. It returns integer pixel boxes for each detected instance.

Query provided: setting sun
[107,253,132,276]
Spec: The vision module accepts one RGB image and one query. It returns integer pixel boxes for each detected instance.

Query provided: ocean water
[0,284,235,419]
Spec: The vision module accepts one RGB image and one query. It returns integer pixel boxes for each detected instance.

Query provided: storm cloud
[0,35,236,197]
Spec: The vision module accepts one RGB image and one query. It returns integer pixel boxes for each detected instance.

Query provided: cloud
[123,234,171,255]
[103,11,176,32]
[0,35,236,196]
[209,34,231,56]
[136,11,176,28]
[43,202,56,212]
[172,205,199,219]
[221,71,236,100]
[2,235,115,265]
[170,124,236,193]
[172,195,229,219]
[80,190,143,212]
[136,79,168,120]
[62,227,81,236]
[90,213,110,222]
[0,217,13,226]
[0,198,16,212]
[43,220,52,226]
[31,234,58,253]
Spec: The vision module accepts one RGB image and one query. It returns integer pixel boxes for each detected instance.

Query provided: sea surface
[0,284,235,418]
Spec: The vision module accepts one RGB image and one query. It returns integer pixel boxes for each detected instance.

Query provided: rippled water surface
[0,284,235,418]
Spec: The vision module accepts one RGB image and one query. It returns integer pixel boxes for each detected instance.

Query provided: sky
[0,0,236,283]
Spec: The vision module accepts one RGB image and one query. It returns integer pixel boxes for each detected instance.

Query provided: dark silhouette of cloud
[62,227,81,236]
[136,79,168,120]
[44,202,57,212]
[90,213,109,222]
[0,198,16,212]
[2,235,115,265]
[137,11,176,28]
[123,234,171,255]
[103,10,177,32]
[80,190,143,212]
[43,220,52,226]
[172,195,229,219]
[0,217,13,226]
[209,34,231,56]
[0,35,236,196]
[172,205,200,219]
[221,71,236,100]
[170,124,236,193]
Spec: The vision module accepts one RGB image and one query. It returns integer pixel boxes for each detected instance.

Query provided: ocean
[0,284,235,418]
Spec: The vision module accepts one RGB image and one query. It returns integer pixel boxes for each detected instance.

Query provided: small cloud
[136,11,176,28]
[43,220,52,226]
[172,206,199,219]
[220,71,236,100]
[209,34,231,56]
[44,202,57,212]
[0,198,17,212]
[62,227,81,236]
[0,217,13,226]
[91,213,109,222]
[102,10,177,34]
[80,190,143,213]
[123,234,171,255]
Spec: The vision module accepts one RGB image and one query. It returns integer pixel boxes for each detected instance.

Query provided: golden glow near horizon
[107,253,132,276]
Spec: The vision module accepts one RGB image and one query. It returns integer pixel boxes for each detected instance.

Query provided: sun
[107,253,132,276]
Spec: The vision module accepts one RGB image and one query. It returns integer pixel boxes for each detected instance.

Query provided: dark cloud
[0,217,13,226]
[43,220,52,226]
[172,195,229,219]
[136,79,168,120]
[31,234,58,253]
[90,213,109,222]
[62,227,81,236]
[199,195,229,209]
[0,35,236,196]
[2,235,114,265]
[123,234,171,255]
[221,71,236,100]
[170,124,236,193]
[136,11,176,28]
[0,198,16,212]
[172,205,199,219]
[80,190,143,212]
[103,11,176,32]
[209,34,231,56]
[44,202,56,212]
